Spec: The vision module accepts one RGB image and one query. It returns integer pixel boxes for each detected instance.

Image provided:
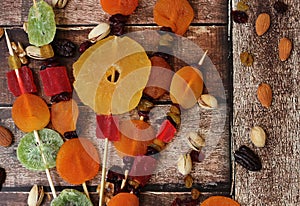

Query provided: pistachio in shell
[27,184,44,206]
[186,132,205,151]
[198,94,218,109]
[88,23,110,43]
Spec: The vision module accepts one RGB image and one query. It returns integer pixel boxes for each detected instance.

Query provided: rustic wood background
[232,0,300,205]
[0,0,298,205]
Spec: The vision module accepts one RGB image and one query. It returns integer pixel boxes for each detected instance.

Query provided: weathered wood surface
[0,0,231,205]
[232,0,300,205]
[0,0,228,26]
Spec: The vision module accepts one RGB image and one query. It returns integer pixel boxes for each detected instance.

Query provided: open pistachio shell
[186,132,205,151]
[88,23,110,43]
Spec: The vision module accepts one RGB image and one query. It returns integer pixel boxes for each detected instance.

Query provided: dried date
[234,145,262,171]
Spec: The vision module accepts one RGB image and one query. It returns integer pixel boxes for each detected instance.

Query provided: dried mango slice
[17,129,63,171]
[73,36,151,115]
[51,189,93,206]
[28,0,56,47]
[153,0,194,35]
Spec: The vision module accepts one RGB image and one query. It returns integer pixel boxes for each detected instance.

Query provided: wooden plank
[0,26,229,105]
[0,0,228,26]
[0,102,230,186]
[232,0,300,205]
[0,191,229,206]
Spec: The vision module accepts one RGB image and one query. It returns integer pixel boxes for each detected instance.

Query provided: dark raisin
[52,39,76,57]
[123,156,134,170]
[232,10,248,23]
[50,92,71,103]
[159,26,173,33]
[79,41,93,53]
[167,115,179,128]
[145,146,160,159]
[137,111,150,122]
[0,167,6,191]
[234,145,262,171]
[190,150,205,163]
[64,131,78,139]
[171,198,182,206]
[109,14,129,24]
[110,24,126,36]
[107,166,124,183]
[274,1,288,14]
[40,59,60,70]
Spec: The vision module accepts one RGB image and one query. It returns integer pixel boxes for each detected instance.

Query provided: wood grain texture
[232,0,300,205]
[0,191,229,206]
[0,0,228,26]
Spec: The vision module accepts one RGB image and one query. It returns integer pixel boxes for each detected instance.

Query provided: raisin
[63,131,78,139]
[234,145,262,171]
[274,1,288,14]
[40,58,60,70]
[137,111,150,122]
[110,24,126,36]
[159,26,173,33]
[107,166,124,183]
[79,41,93,53]
[50,92,71,103]
[190,150,205,163]
[232,10,248,23]
[123,156,134,171]
[109,14,129,25]
[52,39,76,57]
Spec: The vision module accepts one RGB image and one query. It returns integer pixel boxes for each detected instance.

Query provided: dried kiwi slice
[28,0,56,47]
[51,189,93,206]
[17,128,63,171]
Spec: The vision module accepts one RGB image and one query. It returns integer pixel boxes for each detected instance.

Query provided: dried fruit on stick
[107,193,139,206]
[6,66,37,97]
[200,196,240,206]
[100,0,138,15]
[96,114,120,141]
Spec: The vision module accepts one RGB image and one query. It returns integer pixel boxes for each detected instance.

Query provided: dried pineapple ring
[73,36,151,115]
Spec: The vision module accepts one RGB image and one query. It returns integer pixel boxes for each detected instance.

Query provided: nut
[27,184,44,206]
[184,174,193,188]
[278,37,292,61]
[237,0,249,11]
[88,23,110,43]
[234,145,262,171]
[11,42,28,64]
[177,153,192,175]
[255,13,270,36]
[257,83,272,108]
[0,126,13,147]
[0,27,4,39]
[250,126,266,147]
[26,45,54,60]
[52,0,68,9]
[187,132,205,151]
[198,94,218,109]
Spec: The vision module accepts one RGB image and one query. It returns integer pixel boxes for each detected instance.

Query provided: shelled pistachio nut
[187,132,205,151]
[198,94,218,109]
[11,42,28,64]
[26,44,54,60]
[27,184,44,206]
[88,23,110,43]
[250,126,266,147]
[52,0,68,9]
[0,27,4,39]
[177,153,192,175]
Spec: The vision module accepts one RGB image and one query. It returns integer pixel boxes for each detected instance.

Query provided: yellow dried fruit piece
[240,51,254,66]
[73,36,151,115]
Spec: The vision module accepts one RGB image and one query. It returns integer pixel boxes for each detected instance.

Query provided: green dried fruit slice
[28,0,56,47]
[51,189,93,206]
[17,128,63,171]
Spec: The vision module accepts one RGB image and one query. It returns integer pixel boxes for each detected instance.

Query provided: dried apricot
[51,99,79,135]
[100,0,138,15]
[201,196,240,206]
[154,0,194,35]
[107,193,139,206]
[12,93,50,132]
[56,138,100,185]
[113,120,155,156]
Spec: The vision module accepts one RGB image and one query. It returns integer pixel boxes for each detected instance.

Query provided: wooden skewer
[33,131,57,198]
[82,182,90,199]
[6,30,57,198]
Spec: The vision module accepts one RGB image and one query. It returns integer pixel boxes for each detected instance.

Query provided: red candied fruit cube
[40,66,72,97]
[156,119,177,143]
[96,114,120,141]
[6,66,37,96]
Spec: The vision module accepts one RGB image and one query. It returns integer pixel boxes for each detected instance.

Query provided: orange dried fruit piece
[107,193,139,206]
[51,99,79,135]
[170,66,203,109]
[113,119,155,156]
[56,138,100,185]
[154,0,194,35]
[73,36,151,115]
[12,93,50,132]
[100,0,139,15]
[200,196,240,206]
